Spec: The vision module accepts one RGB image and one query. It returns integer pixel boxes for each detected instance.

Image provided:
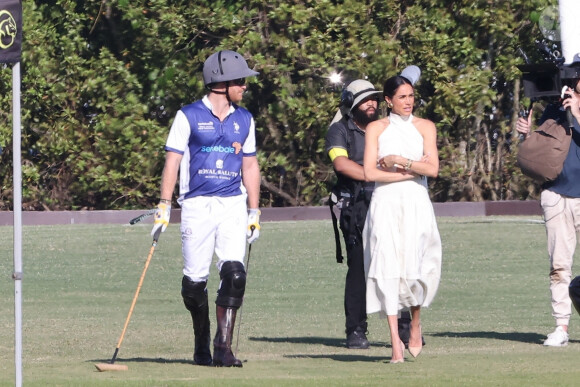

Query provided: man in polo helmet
[152,49,261,367]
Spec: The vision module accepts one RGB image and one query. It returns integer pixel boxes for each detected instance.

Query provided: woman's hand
[378,155,405,170]
[379,155,419,175]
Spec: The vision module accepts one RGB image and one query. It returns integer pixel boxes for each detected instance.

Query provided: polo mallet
[234,227,255,355]
[129,208,156,225]
[95,227,162,372]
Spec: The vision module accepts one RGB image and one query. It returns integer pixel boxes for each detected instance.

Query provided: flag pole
[1,2,23,386]
[12,59,22,387]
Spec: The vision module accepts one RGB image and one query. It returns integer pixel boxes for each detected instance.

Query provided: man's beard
[352,106,379,126]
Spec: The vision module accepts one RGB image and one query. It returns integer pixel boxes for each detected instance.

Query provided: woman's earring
[387,102,393,109]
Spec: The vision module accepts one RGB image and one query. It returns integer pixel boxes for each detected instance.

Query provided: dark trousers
[340,196,370,334]
[344,238,367,334]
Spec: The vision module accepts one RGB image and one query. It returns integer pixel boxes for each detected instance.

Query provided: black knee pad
[181,276,208,311]
[216,261,246,309]
[570,276,580,316]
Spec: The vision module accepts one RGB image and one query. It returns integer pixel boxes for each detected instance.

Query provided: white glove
[247,208,261,244]
[151,202,171,237]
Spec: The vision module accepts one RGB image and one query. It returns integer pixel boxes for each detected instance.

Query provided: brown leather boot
[213,305,242,367]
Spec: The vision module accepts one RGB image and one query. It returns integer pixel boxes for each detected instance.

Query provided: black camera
[519,41,580,102]
[519,62,580,101]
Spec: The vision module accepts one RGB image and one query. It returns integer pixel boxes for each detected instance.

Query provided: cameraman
[516,79,580,347]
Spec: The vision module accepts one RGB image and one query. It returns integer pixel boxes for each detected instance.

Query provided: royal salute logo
[0,1,21,63]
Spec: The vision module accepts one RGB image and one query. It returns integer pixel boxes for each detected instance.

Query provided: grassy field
[1,216,580,386]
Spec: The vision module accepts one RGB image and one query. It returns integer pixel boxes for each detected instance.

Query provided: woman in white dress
[363,75,442,363]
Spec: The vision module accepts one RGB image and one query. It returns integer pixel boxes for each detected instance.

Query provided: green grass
[1,216,580,386]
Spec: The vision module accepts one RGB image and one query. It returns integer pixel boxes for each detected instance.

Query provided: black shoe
[398,316,411,348]
[193,349,212,366]
[346,330,369,349]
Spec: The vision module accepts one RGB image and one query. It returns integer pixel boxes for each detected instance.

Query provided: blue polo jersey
[165,96,257,201]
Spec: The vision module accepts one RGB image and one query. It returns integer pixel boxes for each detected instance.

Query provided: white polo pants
[180,195,247,282]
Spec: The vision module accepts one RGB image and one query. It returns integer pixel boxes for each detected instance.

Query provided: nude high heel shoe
[409,346,422,358]
[408,324,422,358]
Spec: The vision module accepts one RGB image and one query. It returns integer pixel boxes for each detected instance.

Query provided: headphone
[340,87,377,110]
[340,88,354,110]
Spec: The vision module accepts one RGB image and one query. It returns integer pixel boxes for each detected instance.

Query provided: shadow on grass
[431,331,552,344]
[249,336,388,348]
[250,335,343,348]
[284,353,389,363]
[89,357,193,366]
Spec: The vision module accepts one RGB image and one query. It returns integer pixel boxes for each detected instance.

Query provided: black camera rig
[519,40,580,101]
[518,40,580,129]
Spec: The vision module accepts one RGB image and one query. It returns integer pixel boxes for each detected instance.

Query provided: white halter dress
[363,113,442,317]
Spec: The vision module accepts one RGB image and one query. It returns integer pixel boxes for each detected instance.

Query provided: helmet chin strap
[208,83,232,102]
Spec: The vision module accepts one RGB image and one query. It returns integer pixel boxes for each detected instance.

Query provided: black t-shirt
[325,117,366,165]
[325,117,374,194]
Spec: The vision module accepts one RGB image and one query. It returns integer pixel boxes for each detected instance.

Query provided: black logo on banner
[0,1,22,63]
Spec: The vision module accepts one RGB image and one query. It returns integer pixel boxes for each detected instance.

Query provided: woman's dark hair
[383,75,413,99]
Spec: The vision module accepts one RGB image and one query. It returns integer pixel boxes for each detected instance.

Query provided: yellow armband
[328,147,348,162]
